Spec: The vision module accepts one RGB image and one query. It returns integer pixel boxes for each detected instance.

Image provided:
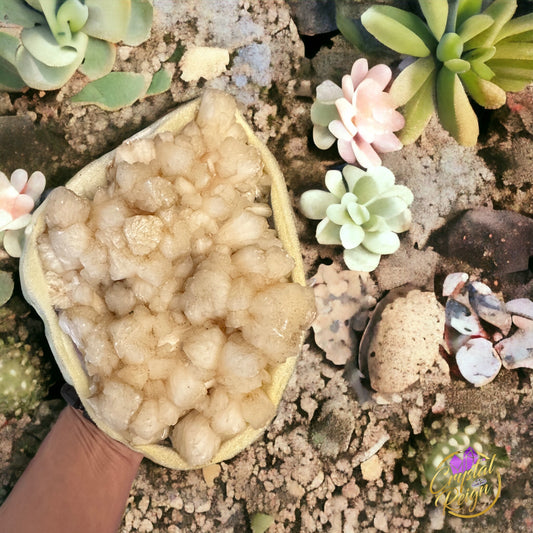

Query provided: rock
[363,290,446,394]
[286,0,337,36]
[360,455,382,481]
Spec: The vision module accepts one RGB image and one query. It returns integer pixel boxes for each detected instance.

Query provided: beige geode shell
[367,290,445,394]
[19,94,309,469]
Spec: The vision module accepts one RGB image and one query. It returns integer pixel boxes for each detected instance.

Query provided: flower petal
[10,169,28,193]
[352,136,382,169]
[25,170,46,201]
[325,170,347,198]
[363,230,400,254]
[340,222,365,249]
[316,218,342,245]
[12,194,34,219]
[366,63,392,91]
[3,228,24,258]
[300,190,338,220]
[343,245,381,272]
[0,210,13,229]
[351,58,369,90]
[342,73,355,101]
[3,213,32,231]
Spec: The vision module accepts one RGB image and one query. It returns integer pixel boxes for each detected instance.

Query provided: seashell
[455,337,501,387]
[467,281,511,335]
[494,329,533,370]
[506,298,533,321]
[445,299,483,336]
[442,272,469,297]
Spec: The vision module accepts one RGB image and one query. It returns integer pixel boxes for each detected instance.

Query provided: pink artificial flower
[0,169,46,257]
[328,58,405,169]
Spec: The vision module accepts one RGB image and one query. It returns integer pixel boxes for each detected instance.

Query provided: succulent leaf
[312,126,336,151]
[456,0,483,29]
[0,270,14,306]
[437,33,464,62]
[316,219,342,245]
[343,245,381,272]
[325,169,347,199]
[336,8,366,51]
[361,6,435,57]
[361,214,390,233]
[389,55,436,107]
[436,66,479,146]
[123,0,153,46]
[363,230,400,255]
[0,0,45,27]
[444,58,471,73]
[457,14,494,42]
[0,33,26,91]
[340,223,365,249]
[81,0,132,43]
[311,99,340,128]
[347,203,370,225]
[367,196,408,218]
[418,0,448,40]
[14,31,88,90]
[397,71,436,145]
[56,0,90,33]
[342,165,367,191]
[487,58,533,83]
[146,67,172,96]
[460,70,507,108]
[70,71,150,110]
[327,203,352,225]
[299,190,338,220]
[466,0,517,50]
[78,37,116,80]
[490,76,531,92]
[21,26,80,67]
[492,41,533,60]
[386,210,413,233]
[352,175,380,204]
[495,13,533,42]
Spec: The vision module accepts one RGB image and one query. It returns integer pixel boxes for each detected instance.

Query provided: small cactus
[0,337,50,417]
[299,165,413,272]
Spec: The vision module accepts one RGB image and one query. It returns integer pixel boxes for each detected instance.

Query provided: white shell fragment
[443,272,533,383]
[495,329,533,370]
[456,338,501,387]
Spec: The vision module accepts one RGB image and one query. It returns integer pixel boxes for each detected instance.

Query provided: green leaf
[347,203,370,225]
[361,215,389,233]
[444,58,471,73]
[57,0,89,33]
[437,32,464,62]
[325,170,346,199]
[311,100,340,128]
[457,14,494,42]
[79,37,116,80]
[380,185,414,206]
[465,0,518,49]
[0,56,26,91]
[336,8,366,50]
[460,70,506,108]
[456,0,483,29]
[490,76,531,92]
[436,66,479,146]
[15,32,88,90]
[366,196,408,218]
[70,71,150,110]
[386,210,412,233]
[0,270,14,306]
[340,222,365,249]
[326,204,352,226]
[397,70,436,145]
[82,0,132,43]
[342,165,366,192]
[487,58,533,81]
[300,190,338,220]
[316,218,342,246]
[39,0,73,47]
[21,26,80,67]
[0,31,20,65]
[366,166,396,193]
[123,0,153,46]
[0,0,45,27]
[363,230,400,255]
[146,67,171,96]
[495,13,533,42]
[493,42,533,60]
[361,6,435,57]
[419,0,448,40]
[250,513,274,533]
[389,55,436,107]
[343,245,381,272]
[352,175,380,205]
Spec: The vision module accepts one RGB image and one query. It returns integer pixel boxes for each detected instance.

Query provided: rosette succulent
[0,168,46,257]
[0,0,153,91]
[311,58,405,168]
[356,0,533,146]
[300,165,413,272]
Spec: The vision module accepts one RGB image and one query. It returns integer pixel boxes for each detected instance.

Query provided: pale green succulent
[300,165,413,272]
[340,0,533,146]
[0,0,153,91]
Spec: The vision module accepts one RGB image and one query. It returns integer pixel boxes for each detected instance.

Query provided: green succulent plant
[0,336,51,417]
[348,0,533,146]
[0,0,153,91]
[299,165,413,272]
